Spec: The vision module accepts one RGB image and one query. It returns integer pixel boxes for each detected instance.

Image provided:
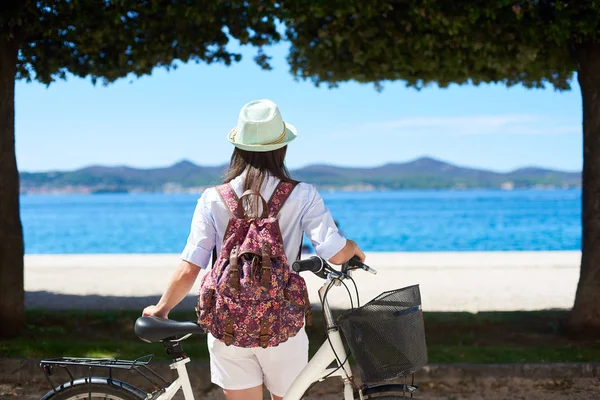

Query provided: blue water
[20,190,581,254]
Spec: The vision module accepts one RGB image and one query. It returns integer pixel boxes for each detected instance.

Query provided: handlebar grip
[292,256,324,274]
[348,255,363,267]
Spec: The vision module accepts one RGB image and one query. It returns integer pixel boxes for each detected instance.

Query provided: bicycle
[39,256,428,399]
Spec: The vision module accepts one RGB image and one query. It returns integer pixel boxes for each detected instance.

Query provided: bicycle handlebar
[292,256,328,278]
[292,255,376,279]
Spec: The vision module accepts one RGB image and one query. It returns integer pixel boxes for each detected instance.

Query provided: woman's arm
[329,239,366,265]
[300,184,366,265]
[142,260,201,318]
[143,189,215,318]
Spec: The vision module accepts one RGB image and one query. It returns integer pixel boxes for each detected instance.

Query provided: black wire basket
[337,284,428,384]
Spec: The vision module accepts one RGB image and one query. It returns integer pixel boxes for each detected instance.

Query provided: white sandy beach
[24,251,580,312]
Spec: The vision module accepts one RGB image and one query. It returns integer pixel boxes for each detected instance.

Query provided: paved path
[4,360,600,399]
[3,378,600,399]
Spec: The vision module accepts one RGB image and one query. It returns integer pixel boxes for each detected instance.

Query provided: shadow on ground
[25,291,199,312]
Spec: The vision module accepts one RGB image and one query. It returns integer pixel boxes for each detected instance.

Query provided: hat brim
[227,122,297,152]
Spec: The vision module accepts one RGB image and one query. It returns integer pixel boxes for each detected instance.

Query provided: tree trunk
[570,42,600,336]
[0,33,25,339]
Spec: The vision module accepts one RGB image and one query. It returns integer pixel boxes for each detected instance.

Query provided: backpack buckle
[223,332,234,346]
[259,334,270,348]
[305,307,313,327]
[259,320,270,348]
[223,319,234,346]
[304,288,312,326]
[261,243,271,288]
[229,246,240,290]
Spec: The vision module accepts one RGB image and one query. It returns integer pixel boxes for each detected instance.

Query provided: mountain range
[20,157,581,194]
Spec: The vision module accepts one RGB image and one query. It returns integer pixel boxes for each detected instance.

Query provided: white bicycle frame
[283,275,355,400]
[154,273,357,400]
[153,357,196,400]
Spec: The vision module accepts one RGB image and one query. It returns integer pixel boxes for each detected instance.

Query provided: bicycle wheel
[40,378,146,400]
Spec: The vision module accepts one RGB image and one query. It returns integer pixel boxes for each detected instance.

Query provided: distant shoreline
[20,156,581,195]
[20,186,583,196]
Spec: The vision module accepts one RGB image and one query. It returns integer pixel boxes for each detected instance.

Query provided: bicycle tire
[40,378,146,400]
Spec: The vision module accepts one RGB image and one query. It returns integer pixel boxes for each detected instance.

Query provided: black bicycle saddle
[134,316,204,343]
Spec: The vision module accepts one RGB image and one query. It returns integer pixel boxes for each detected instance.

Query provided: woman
[143,99,365,400]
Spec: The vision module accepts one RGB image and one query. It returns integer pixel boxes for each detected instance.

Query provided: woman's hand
[142,304,169,319]
[140,260,201,319]
[329,239,366,265]
[351,240,366,263]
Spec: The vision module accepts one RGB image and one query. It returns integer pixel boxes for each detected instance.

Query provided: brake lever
[348,256,377,275]
[362,264,377,275]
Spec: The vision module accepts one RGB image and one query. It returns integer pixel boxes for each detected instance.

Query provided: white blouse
[180,173,347,268]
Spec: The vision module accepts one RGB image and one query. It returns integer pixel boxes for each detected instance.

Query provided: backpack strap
[297,239,303,261]
[304,290,313,326]
[237,190,268,219]
[267,181,298,218]
[223,318,234,346]
[259,319,270,349]
[216,183,241,218]
[260,242,271,288]
[228,246,240,290]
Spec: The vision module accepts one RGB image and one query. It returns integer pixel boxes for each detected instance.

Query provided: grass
[1,309,599,363]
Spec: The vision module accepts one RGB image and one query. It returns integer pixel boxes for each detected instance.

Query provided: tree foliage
[3,0,282,85]
[9,1,598,90]
[282,0,600,90]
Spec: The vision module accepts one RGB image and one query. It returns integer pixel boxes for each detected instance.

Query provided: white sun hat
[227,99,297,152]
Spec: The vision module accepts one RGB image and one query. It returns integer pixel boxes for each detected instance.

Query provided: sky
[15,40,583,173]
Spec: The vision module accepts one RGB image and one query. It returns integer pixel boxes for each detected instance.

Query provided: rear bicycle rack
[39,354,170,397]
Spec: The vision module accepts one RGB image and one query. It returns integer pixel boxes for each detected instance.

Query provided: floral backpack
[196,181,312,348]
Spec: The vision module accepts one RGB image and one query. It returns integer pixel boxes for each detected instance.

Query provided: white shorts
[207,327,309,397]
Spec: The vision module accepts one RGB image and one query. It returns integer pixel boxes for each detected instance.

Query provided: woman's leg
[223,385,263,400]
[255,328,309,399]
[208,334,264,399]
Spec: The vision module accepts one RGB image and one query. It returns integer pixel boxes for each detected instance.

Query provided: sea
[20,189,581,254]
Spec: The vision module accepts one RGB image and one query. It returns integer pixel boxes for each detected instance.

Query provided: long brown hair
[223,146,297,217]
